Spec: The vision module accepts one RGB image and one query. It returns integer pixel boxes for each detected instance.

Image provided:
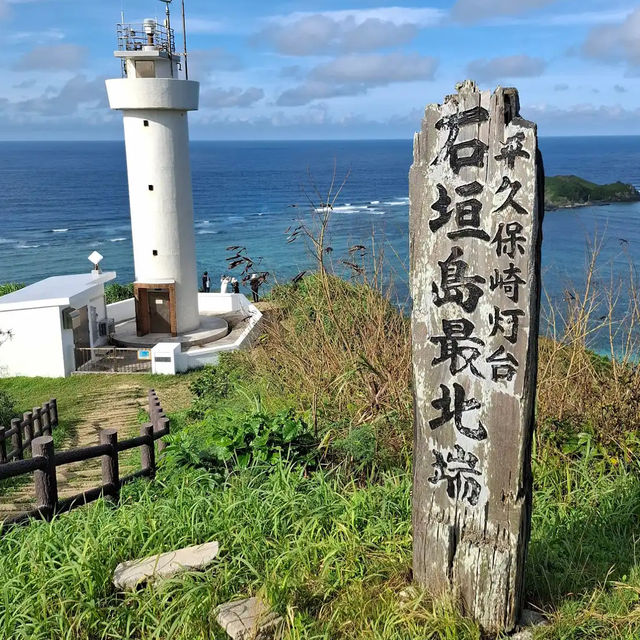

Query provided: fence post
[11,418,23,460]
[140,423,155,478]
[0,426,6,464]
[100,428,120,502]
[41,402,51,436]
[156,416,170,454]
[32,407,42,438]
[50,399,58,427]
[22,412,33,450]
[32,435,58,520]
[147,390,157,427]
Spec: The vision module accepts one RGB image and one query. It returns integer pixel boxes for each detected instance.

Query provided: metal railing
[117,22,175,54]
[75,347,151,374]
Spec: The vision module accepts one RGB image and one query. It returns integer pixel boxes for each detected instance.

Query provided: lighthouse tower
[106,13,199,337]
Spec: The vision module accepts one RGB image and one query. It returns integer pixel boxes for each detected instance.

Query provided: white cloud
[188,48,244,78]
[13,43,88,71]
[256,7,445,56]
[185,18,226,34]
[7,28,65,44]
[277,53,438,106]
[200,87,264,109]
[582,8,640,69]
[527,102,640,135]
[256,14,420,56]
[313,53,437,84]
[466,55,547,81]
[271,7,444,27]
[452,0,558,22]
[9,74,107,116]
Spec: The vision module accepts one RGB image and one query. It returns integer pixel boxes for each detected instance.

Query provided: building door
[148,290,171,333]
[72,306,91,368]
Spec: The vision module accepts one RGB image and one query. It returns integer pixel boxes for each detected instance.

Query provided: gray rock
[113,541,219,590]
[511,631,533,640]
[520,609,548,627]
[216,596,283,640]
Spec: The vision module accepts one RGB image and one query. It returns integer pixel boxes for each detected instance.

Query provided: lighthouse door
[148,290,171,334]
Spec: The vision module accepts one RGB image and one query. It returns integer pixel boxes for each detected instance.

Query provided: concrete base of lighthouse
[112,313,228,349]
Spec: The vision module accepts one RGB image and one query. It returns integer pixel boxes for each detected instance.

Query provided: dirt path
[0,380,150,520]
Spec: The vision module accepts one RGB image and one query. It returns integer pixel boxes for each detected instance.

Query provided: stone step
[113,541,220,590]
[216,597,283,640]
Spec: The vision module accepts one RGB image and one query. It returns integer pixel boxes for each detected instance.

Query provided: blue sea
[1,137,640,351]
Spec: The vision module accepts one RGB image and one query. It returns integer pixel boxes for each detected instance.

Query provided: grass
[0,460,478,640]
[0,372,198,447]
[0,373,198,497]
[2,234,640,637]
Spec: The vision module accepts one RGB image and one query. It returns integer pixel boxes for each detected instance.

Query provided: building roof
[0,272,116,312]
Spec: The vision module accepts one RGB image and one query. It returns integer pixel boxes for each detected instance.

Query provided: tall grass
[537,238,640,454]
[0,462,484,640]
[3,219,640,637]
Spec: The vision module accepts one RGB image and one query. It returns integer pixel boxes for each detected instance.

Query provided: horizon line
[2,134,640,143]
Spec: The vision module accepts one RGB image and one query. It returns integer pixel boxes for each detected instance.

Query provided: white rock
[511,631,533,640]
[113,541,219,590]
[216,596,283,640]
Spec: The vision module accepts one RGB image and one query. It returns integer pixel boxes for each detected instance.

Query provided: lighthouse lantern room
[106,4,200,337]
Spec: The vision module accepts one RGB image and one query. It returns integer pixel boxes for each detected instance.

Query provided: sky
[0,0,638,140]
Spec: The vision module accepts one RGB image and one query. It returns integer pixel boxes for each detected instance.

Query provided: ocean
[1,137,640,351]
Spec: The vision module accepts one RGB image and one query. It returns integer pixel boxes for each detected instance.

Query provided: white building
[0,272,116,378]
[106,17,200,337]
[0,7,262,379]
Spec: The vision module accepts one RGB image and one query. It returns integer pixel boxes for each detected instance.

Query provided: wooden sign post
[409,80,543,633]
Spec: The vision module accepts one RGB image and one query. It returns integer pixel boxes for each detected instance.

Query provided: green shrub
[187,356,252,417]
[163,408,318,480]
[332,425,378,470]
[0,389,16,427]
[104,283,134,304]
[0,282,25,297]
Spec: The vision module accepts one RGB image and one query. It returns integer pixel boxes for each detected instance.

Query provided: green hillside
[545,175,640,209]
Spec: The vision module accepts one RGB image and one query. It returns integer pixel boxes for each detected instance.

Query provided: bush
[104,283,134,304]
[163,408,319,480]
[242,274,412,447]
[0,389,16,427]
[331,425,378,470]
[0,282,25,297]
[187,356,251,417]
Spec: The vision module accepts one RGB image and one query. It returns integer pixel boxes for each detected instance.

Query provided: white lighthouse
[106,9,199,337]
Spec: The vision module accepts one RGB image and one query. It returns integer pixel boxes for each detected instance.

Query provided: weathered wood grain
[409,80,543,633]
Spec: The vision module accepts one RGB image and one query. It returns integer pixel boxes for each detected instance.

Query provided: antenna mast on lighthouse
[181,0,189,79]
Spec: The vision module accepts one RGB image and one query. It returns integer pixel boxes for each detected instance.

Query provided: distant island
[545,175,640,210]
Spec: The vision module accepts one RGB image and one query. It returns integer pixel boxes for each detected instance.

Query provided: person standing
[231,277,240,294]
[250,273,260,302]
[202,271,210,293]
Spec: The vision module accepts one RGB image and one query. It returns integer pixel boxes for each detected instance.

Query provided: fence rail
[0,390,169,529]
[75,347,152,374]
[0,399,58,464]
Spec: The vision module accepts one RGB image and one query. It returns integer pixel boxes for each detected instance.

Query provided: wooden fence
[0,390,169,528]
[0,399,59,464]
